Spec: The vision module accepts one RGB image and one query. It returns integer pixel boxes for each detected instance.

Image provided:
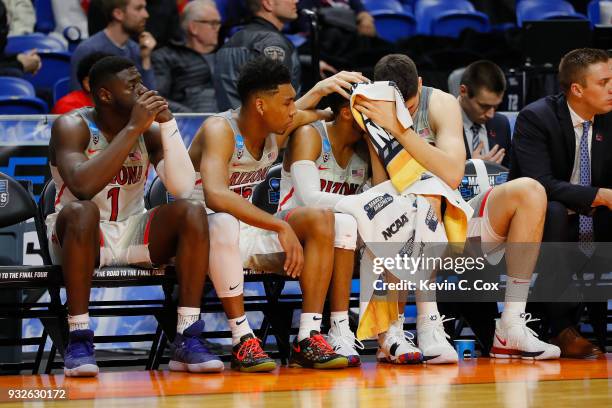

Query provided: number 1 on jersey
[107,187,120,221]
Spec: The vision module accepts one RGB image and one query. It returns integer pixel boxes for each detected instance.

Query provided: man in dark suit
[510,48,612,358]
[458,60,512,168]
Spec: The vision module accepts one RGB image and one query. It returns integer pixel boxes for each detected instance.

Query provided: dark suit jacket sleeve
[512,108,598,214]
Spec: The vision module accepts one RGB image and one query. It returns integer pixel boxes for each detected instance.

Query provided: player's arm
[276,71,371,147]
[295,71,369,110]
[353,92,465,189]
[276,108,332,148]
[144,109,195,199]
[286,125,344,208]
[199,118,303,276]
[50,114,142,200]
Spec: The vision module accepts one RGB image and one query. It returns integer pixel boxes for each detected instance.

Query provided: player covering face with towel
[347,54,559,363]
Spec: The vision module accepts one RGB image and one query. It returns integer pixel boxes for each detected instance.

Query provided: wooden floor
[0,356,610,407]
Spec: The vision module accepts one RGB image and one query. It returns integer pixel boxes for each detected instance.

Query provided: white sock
[501,277,530,324]
[298,313,323,341]
[330,311,350,333]
[177,307,200,334]
[68,313,89,332]
[228,314,254,346]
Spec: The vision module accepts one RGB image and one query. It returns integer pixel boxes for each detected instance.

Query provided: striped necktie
[578,120,594,255]
[470,124,482,152]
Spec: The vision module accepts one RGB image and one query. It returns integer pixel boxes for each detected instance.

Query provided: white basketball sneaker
[417,313,458,364]
[327,319,364,367]
[377,316,423,364]
[490,313,560,360]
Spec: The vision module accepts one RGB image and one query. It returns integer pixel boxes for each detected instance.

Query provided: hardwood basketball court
[0,356,609,407]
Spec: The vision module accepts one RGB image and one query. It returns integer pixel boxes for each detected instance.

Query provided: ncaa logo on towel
[0,180,9,207]
[363,193,394,220]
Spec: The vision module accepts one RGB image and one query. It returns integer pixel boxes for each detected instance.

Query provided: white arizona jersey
[50,107,149,222]
[192,109,278,203]
[278,120,368,211]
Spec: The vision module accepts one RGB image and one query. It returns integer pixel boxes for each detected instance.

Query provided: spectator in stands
[458,60,511,168]
[88,0,182,48]
[0,1,40,77]
[51,0,89,40]
[152,0,218,113]
[52,52,109,114]
[510,48,612,358]
[72,0,156,90]
[213,0,304,111]
[297,0,376,37]
[1,0,35,36]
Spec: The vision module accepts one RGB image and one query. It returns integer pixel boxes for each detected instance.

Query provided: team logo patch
[363,193,393,220]
[235,134,245,160]
[263,46,285,61]
[0,179,9,207]
[93,133,100,145]
[322,137,331,163]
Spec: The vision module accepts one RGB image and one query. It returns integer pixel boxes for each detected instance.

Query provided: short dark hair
[460,60,506,98]
[237,56,292,104]
[77,52,111,88]
[102,0,128,23]
[89,56,136,97]
[320,91,349,116]
[558,48,609,93]
[373,54,419,100]
[246,0,261,14]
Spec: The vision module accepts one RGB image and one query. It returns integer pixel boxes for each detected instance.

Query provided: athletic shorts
[467,187,506,264]
[46,209,158,268]
[240,210,287,273]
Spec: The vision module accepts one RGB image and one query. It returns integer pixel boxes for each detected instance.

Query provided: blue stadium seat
[587,0,603,25]
[0,97,48,114]
[33,0,56,33]
[5,35,66,54]
[0,77,37,98]
[371,11,417,42]
[26,52,71,90]
[415,0,490,36]
[516,0,588,27]
[363,0,404,13]
[52,77,71,104]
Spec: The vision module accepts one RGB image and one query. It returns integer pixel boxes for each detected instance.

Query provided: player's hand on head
[129,90,169,131]
[315,70,369,100]
[353,96,404,136]
[277,223,304,278]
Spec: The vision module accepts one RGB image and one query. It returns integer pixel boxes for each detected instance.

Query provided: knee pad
[334,213,358,251]
[207,212,243,298]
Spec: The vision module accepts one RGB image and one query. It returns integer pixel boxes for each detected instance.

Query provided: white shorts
[467,188,506,264]
[239,220,285,273]
[46,209,157,268]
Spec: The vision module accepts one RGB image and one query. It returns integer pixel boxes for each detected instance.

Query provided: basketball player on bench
[277,91,369,366]
[353,54,560,363]
[47,56,222,377]
[189,57,367,370]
